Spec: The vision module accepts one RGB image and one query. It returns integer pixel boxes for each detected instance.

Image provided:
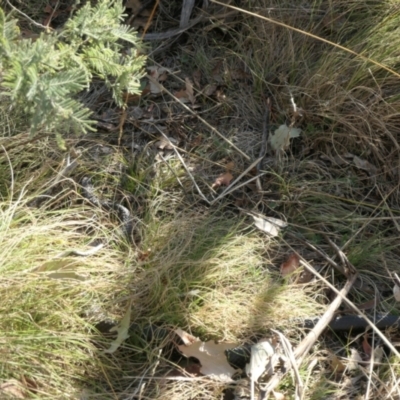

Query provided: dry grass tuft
[2,0,400,398]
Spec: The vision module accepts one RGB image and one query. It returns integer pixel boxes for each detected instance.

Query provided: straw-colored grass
[2,0,400,398]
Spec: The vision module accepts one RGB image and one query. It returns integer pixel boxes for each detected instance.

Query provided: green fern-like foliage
[0,0,146,135]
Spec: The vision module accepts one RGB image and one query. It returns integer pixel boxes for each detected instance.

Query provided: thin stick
[294,272,358,363]
[141,0,160,39]
[263,273,357,397]
[146,75,250,160]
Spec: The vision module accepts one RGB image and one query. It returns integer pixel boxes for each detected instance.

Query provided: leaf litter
[177,335,239,382]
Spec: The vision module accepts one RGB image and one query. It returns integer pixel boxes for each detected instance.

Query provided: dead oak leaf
[178,340,239,382]
[212,172,233,189]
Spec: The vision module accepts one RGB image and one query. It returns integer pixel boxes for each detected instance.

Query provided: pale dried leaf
[353,156,377,176]
[246,340,276,382]
[192,69,202,88]
[270,124,301,152]
[155,136,177,150]
[178,340,239,382]
[174,328,199,345]
[103,302,132,354]
[212,172,233,189]
[252,215,287,237]
[393,284,400,302]
[0,380,26,399]
[273,391,286,400]
[347,348,363,371]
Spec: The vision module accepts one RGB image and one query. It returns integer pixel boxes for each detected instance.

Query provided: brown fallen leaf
[174,78,195,105]
[280,253,300,276]
[362,334,372,359]
[212,172,233,189]
[225,161,235,172]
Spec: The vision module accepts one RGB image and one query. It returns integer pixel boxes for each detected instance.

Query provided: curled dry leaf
[280,253,300,276]
[246,340,276,382]
[212,172,233,189]
[362,334,372,358]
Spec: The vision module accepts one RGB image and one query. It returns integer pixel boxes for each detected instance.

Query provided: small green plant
[0,0,146,136]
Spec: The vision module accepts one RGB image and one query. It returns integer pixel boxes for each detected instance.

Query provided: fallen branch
[262,269,358,398]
